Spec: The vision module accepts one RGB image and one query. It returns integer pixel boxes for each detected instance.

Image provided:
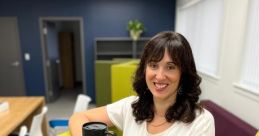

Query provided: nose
[155,68,166,80]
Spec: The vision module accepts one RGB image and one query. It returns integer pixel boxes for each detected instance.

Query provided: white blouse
[107,96,215,136]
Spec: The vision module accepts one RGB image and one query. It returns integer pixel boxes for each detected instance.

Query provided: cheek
[168,72,181,83]
[145,68,154,80]
[175,75,181,85]
[145,69,149,81]
[145,69,154,89]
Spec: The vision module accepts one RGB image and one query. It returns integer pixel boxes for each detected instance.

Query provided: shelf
[95,37,150,41]
[97,52,132,55]
[95,37,150,60]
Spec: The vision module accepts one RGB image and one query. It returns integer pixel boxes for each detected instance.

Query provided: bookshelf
[95,37,150,60]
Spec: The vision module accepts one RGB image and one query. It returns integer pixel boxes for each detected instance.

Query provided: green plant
[127,19,145,32]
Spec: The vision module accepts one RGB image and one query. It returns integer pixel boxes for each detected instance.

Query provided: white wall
[198,0,259,128]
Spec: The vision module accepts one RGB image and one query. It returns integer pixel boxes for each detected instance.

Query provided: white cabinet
[95,37,150,60]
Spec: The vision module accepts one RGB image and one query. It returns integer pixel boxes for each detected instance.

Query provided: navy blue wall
[0,0,176,102]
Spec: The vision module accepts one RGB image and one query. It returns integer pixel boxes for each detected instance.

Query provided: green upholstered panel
[95,60,127,106]
[111,60,139,102]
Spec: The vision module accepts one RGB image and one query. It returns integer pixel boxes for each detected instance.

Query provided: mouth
[154,82,168,90]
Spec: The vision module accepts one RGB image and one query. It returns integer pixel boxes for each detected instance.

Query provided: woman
[69,31,215,136]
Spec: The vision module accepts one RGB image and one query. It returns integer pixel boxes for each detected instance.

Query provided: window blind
[240,0,259,94]
[176,0,224,76]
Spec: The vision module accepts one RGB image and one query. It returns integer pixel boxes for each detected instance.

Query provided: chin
[151,91,167,99]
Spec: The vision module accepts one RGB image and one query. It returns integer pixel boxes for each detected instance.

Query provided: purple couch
[201,100,258,136]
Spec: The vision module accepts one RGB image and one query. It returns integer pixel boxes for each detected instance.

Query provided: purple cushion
[201,100,257,136]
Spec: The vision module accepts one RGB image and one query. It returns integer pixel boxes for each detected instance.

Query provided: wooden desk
[0,97,48,136]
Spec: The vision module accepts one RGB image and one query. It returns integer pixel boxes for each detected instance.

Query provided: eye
[148,62,158,69]
[167,64,177,70]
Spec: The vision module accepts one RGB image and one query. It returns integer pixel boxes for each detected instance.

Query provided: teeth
[155,83,167,89]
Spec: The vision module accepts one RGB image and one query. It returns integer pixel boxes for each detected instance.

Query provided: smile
[154,82,168,89]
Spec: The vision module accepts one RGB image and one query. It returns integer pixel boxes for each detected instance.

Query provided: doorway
[39,17,86,102]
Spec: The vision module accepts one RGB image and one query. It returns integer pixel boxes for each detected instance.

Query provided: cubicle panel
[111,61,138,102]
[95,60,130,106]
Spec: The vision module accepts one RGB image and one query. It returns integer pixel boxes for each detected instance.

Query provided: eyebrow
[148,60,177,65]
[167,61,176,65]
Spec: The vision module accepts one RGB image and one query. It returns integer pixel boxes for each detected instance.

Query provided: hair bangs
[145,38,167,63]
[167,39,183,68]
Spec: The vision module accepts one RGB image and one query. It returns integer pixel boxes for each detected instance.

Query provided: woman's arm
[69,106,114,136]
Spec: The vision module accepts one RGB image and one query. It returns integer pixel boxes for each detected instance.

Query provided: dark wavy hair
[132,31,202,124]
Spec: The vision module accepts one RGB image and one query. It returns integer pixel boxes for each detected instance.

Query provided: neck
[153,96,176,117]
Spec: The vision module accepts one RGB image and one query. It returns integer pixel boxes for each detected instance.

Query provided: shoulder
[181,108,215,130]
[172,108,215,135]
[121,95,139,102]
[198,108,214,119]
[194,108,214,124]
[106,96,139,130]
[107,96,138,110]
[189,108,215,132]
[186,108,215,135]
[113,95,138,104]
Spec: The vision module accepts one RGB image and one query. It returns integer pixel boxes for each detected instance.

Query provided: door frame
[0,17,26,95]
[39,17,87,101]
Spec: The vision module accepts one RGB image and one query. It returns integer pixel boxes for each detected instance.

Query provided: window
[239,0,259,95]
[176,0,224,77]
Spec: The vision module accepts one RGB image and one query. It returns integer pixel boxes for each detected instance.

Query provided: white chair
[73,94,92,113]
[19,106,48,136]
[49,94,91,135]
[18,126,27,136]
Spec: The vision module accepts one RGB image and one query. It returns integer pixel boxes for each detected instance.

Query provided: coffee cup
[82,122,116,136]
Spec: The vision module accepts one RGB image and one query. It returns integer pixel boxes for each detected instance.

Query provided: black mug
[82,122,116,136]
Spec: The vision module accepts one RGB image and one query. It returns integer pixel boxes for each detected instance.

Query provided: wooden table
[0,96,48,136]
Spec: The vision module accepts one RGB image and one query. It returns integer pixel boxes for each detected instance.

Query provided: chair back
[29,106,48,136]
[19,126,27,136]
[73,94,91,113]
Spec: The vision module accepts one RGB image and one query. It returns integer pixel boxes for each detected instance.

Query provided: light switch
[25,53,30,61]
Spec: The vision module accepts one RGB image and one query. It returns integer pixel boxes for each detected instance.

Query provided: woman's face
[145,49,181,101]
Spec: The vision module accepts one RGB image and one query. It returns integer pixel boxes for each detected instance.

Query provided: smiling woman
[69,31,215,136]
[131,31,214,135]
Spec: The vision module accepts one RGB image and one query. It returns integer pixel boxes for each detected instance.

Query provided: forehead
[147,47,173,62]
[154,49,173,62]
[162,50,173,62]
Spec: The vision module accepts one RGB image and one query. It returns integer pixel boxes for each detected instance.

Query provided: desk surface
[0,96,45,136]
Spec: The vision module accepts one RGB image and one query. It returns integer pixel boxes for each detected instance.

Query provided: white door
[0,17,25,96]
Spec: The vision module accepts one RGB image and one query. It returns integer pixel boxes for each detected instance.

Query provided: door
[43,21,61,101]
[0,17,25,96]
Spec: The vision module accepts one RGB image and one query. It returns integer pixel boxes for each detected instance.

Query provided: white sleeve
[106,96,137,130]
[192,109,215,136]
